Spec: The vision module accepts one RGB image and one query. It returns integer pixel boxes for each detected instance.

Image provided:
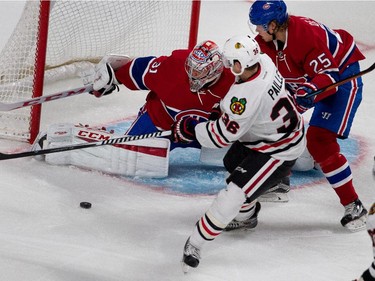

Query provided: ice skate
[341,199,367,232]
[258,176,290,203]
[181,238,201,273]
[225,201,261,231]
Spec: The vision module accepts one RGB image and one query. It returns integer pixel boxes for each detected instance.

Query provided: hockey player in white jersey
[355,203,375,281]
[171,35,305,271]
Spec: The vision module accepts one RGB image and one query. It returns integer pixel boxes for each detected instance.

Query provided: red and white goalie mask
[185,40,224,92]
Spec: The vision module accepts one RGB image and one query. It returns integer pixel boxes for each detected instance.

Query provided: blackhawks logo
[230,97,247,115]
[370,203,375,215]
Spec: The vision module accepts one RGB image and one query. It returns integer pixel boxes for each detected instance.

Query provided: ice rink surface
[1,1,375,280]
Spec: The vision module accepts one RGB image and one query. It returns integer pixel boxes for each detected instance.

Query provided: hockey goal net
[0,0,200,143]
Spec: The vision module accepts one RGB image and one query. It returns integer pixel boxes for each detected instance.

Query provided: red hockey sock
[319,153,358,206]
[306,126,358,206]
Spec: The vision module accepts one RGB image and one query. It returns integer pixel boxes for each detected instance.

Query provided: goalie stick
[0,85,93,111]
[0,130,172,160]
[306,62,375,98]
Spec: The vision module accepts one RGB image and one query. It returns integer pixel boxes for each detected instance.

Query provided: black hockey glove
[209,103,221,121]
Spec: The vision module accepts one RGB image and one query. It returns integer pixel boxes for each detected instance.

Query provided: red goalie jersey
[114,50,235,131]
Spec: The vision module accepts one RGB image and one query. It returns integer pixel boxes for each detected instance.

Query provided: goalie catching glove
[90,62,119,98]
[171,116,199,144]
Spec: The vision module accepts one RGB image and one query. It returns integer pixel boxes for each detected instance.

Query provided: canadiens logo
[230,97,247,115]
[174,109,209,122]
[192,49,208,62]
[262,3,270,10]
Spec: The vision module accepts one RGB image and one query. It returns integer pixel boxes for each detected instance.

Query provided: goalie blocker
[32,123,170,178]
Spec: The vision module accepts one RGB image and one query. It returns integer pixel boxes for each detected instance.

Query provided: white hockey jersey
[195,54,305,161]
[367,203,375,257]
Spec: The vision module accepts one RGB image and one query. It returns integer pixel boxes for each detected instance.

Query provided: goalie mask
[185,40,224,92]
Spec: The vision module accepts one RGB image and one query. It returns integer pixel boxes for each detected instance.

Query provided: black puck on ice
[80,202,92,209]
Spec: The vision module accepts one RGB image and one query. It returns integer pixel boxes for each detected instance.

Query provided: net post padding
[30,0,50,143]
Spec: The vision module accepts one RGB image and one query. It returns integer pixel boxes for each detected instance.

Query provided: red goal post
[0,0,201,143]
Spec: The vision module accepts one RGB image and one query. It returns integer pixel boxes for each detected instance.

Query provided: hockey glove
[209,103,222,121]
[171,116,198,144]
[294,82,318,112]
[90,63,119,98]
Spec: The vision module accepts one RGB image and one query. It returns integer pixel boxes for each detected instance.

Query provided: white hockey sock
[189,182,246,247]
[233,200,257,221]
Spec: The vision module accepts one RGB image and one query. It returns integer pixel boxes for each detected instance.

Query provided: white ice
[0,1,375,281]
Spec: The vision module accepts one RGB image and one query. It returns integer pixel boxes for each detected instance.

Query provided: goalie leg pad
[292,146,316,171]
[43,123,170,178]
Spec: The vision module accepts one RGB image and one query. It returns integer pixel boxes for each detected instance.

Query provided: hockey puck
[80,202,92,209]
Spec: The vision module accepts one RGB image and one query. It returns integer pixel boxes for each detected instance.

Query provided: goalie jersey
[195,54,305,161]
[115,50,235,130]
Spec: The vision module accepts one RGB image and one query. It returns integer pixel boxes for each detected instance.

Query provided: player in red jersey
[92,40,235,151]
[249,0,367,231]
[32,41,236,178]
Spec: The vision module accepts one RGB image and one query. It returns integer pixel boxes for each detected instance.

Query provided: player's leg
[258,145,316,202]
[182,181,246,271]
[307,126,367,231]
[181,146,296,271]
[308,63,366,231]
[224,147,295,230]
[258,175,291,203]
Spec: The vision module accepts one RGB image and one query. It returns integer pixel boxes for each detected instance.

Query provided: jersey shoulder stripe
[129,56,156,90]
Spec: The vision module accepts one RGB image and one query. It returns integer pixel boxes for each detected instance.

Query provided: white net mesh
[0,0,194,141]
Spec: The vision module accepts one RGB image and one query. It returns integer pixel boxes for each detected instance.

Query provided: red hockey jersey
[115,50,235,130]
[255,15,365,101]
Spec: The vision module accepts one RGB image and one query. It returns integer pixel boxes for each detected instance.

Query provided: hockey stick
[0,130,172,160]
[306,62,375,98]
[0,85,93,111]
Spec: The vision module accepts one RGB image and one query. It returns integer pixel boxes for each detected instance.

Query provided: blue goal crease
[105,120,362,195]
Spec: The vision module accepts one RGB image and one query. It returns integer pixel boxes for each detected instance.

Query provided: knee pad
[306,126,340,164]
[208,182,246,226]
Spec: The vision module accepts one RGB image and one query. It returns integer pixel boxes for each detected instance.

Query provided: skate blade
[258,192,289,203]
[344,216,367,232]
[181,261,191,274]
